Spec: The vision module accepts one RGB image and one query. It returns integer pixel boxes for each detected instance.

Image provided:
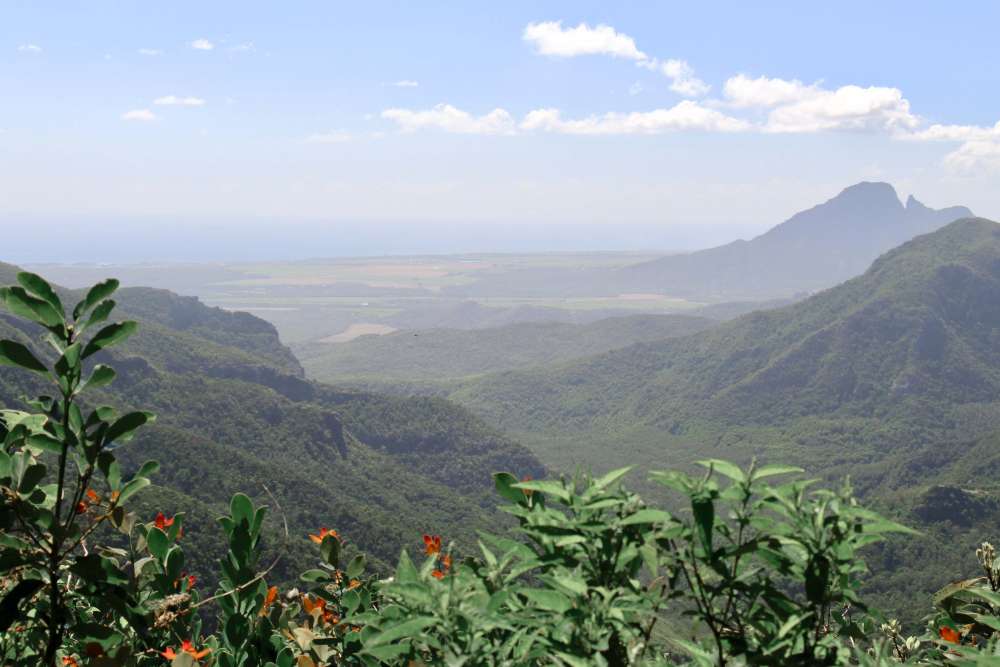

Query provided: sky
[2,1,999,261]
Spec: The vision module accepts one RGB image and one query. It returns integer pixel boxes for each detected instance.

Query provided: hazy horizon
[3,2,999,263]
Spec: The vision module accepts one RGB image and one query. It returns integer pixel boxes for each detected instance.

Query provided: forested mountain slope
[453,217,1000,468]
[0,262,544,579]
[296,313,716,388]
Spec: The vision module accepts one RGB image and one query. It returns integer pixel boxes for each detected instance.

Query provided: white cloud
[190,39,214,51]
[524,22,708,97]
[154,95,206,107]
[382,104,516,135]
[943,138,1000,173]
[138,48,163,56]
[723,74,819,108]
[306,131,352,144]
[17,44,42,53]
[391,80,419,88]
[764,85,919,133]
[521,101,750,135]
[523,21,646,60]
[901,121,1000,142]
[655,59,710,97]
[898,120,1000,173]
[628,81,644,96]
[121,109,157,122]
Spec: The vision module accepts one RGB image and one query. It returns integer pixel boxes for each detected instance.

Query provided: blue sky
[2,1,999,261]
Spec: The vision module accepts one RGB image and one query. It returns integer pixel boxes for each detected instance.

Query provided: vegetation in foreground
[3,272,1000,666]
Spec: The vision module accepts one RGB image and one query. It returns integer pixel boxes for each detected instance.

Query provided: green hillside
[296,313,715,388]
[0,263,545,583]
[447,218,1000,621]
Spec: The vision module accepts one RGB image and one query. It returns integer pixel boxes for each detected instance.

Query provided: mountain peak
[905,194,929,211]
[829,181,903,210]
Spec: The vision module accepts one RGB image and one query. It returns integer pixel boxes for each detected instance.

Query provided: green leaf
[521,588,572,613]
[73,278,119,320]
[81,321,138,359]
[146,527,169,560]
[514,479,571,502]
[300,569,330,582]
[230,492,254,526]
[105,411,154,444]
[26,433,64,455]
[0,340,48,374]
[17,272,63,313]
[593,466,632,490]
[692,495,714,556]
[0,286,64,329]
[117,477,150,504]
[81,364,116,391]
[697,459,746,483]
[346,554,366,579]
[494,471,529,505]
[752,464,805,481]
[619,508,672,526]
[81,299,115,332]
[367,616,436,646]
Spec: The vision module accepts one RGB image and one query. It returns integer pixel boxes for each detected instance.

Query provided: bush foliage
[2,272,1000,666]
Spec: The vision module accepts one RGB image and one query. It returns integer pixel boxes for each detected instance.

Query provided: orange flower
[86,488,100,503]
[939,626,961,644]
[161,647,177,660]
[61,658,79,667]
[309,527,338,544]
[423,534,442,556]
[441,554,452,571]
[154,512,174,530]
[181,640,211,660]
[347,579,361,590]
[521,475,534,498]
[260,585,278,616]
[75,501,88,515]
[431,569,445,580]
[175,573,196,589]
[302,595,338,625]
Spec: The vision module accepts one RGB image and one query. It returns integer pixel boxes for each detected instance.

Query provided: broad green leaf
[520,588,572,613]
[692,495,714,556]
[81,299,115,332]
[0,340,48,374]
[494,471,529,505]
[593,466,632,490]
[619,508,672,526]
[17,272,63,313]
[514,479,571,502]
[697,459,746,483]
[346,554,366,579]
[0,286,64,329]
[105,411,154,444]
[73,278,119,320]
[26,433,64,454]
[752,464,805,480]
[82,321,137,359]
[117,476,150,504]
[367,616,436,646]
[230,492,254,526]
[81,364,116,391]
